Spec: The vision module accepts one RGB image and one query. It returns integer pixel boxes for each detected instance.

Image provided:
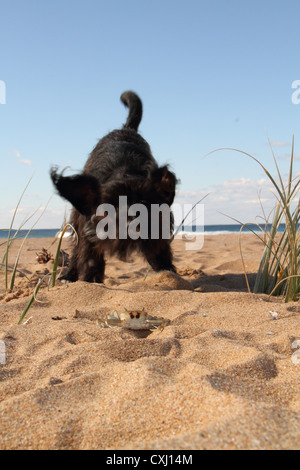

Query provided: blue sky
[0,0,299,228]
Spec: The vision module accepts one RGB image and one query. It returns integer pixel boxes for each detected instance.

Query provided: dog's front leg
[77,239,106,283]
[142,240,176,273]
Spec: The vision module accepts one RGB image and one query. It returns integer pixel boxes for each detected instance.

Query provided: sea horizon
[0,224,287,239]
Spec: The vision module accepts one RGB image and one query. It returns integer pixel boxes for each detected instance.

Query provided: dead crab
[97,308,170,331]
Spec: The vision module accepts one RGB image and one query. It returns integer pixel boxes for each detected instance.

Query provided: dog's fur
[51,91,178,283]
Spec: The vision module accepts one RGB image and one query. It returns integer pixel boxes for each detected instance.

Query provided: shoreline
[0,223,288,240]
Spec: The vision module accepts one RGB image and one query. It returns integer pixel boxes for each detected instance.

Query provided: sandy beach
[0,234,299,450]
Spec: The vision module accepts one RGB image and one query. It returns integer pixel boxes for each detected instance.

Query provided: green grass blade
[51,224,68,287]
[18,277,44,325]
[9,197,52,290]
[4,177,33,290]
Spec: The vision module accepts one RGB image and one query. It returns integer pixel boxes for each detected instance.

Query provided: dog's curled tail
[121,91,143,131]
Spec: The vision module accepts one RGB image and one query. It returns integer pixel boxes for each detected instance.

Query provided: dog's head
[51,165,177,217]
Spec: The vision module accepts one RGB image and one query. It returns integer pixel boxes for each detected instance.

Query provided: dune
[0,234,299,450]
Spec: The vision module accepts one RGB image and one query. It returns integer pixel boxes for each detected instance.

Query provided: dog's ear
[50,168,101,216]
[152,165,177,205]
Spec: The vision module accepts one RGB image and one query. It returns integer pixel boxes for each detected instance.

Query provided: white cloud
[278,152,300,161]
[2,206,66,229]
[175,177,279,225]
[266,141,291,148]
[13,149,33,166]
[19,159,32,166]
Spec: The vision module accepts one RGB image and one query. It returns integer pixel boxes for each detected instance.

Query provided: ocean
[0,224,287,239]
[178,223,287,235]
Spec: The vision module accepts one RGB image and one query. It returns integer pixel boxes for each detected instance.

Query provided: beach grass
[209,137,300,302]
[17,221,72,324]
[252,147,300,301]
[0,178,72,323]
[3,177,33,290]
[1,175,52,292]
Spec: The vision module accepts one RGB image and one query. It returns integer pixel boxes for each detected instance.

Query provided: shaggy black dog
[51,91,178,283]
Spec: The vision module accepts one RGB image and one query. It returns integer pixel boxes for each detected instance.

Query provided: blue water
[178,223,287,234]
[0,229,59,239]
[0,224,287,239]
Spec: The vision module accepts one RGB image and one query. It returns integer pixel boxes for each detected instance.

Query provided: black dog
[51,91,178,283]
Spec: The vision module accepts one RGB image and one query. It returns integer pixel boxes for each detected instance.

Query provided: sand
[0,234,299,450]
